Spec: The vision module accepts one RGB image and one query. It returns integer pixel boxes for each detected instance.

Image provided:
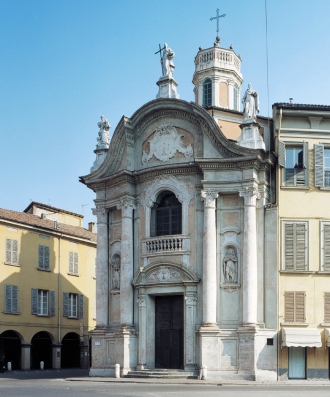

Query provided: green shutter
[78,295,84,319]
[5,285,12,313]
[314,144,324,187]
[63,292,69,317]
[31,288,38,315]
[49,291,55,316]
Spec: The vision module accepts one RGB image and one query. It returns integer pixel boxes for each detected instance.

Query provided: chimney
[88,222,95,233]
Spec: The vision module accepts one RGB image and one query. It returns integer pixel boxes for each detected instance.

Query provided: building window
[284,291,306,323]
[5,238,18,265]
[69,252,78,275]
[314,145,330,187]
[283,222,308,271]
[321,222,330,271]
[5,285,18,314]
[233,83,238,110]
[63,292,84,318]
[151,191,182,237]
[324,293,330,323]
[38,245,50,270]
[288,347,306,379]
[278,141,308,187]
[203,79,212,107]
[31,288,55,316]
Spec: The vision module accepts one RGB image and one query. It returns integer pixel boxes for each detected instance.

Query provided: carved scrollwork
[142,123,193,165]
[147,266,182,283]
[117,198,136,217]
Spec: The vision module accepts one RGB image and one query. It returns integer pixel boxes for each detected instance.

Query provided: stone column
[201,190,219,325]
[92,207,109,328]
[137,289,147,370]
[184,287,197,371]
[117,198,136,326]
[239,186,260,326]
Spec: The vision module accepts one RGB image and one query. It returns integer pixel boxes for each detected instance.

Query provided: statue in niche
[111,254,121,290]
[242,84,259,120]
[223,248,238,283]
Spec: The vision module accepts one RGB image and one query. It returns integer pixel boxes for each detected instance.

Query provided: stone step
[124,370,199,379]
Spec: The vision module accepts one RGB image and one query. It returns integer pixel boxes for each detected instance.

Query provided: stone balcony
[141,234,191,267]
[194,47,242,76]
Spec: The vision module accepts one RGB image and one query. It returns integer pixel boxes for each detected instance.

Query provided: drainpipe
[58,234,63,344]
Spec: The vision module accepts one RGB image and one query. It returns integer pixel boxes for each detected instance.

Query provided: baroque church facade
[80,37,278,381]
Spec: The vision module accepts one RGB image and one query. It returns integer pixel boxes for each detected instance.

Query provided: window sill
[320,323,330,327]
[37,267,51,272]
[67,273,79,277]
[320,187,330,191]
[315,271,330,274]
[67,316,79,320]
[280,322,309,326]
[280,186,310,190]
[280,270,314,274]
[3,311,19,315]
[4,262,20,267]
[35,314,50,317]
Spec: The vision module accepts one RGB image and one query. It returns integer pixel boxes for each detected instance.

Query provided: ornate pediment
[133,262,199,286]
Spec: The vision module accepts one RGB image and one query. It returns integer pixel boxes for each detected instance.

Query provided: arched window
[203,79,212,107]
[233,84,238,110]
[151,191,182,237]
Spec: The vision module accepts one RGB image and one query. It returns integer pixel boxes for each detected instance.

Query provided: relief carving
[142,123,193,164]
[111,254,121,290]
[147,266,182,283]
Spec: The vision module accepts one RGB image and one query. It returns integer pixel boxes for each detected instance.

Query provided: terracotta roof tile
[0,208,96,243]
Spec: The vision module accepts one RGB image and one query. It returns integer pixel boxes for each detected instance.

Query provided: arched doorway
[31,332,53,369]
[0,330,21,370]
[61,332,80,368]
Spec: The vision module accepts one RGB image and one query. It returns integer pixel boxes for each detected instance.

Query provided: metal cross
[155,44,165,59]
[210,8,226,34]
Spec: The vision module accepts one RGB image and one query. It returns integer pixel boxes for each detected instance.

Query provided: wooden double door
[155,295,184,369]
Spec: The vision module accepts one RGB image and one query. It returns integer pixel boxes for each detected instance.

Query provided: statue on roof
[161,43,175,77]
[242,84,259,120]
[96,116,110,149]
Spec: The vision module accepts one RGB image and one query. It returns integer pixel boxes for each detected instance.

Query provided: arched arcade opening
[61,332,81,368]
[31,331,53,369]
[0,330,21,370]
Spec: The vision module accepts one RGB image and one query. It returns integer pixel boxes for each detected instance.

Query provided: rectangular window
[38,245,50,270]
[5,285,18,314]
[284,291,306,323]
[321,222,330,271]
[63,292,83,318]
[278,141,308,187]
[31,288,55,316]
[283,221,308,270]
[69,252,78,275]
[314,145,330,187]
[324,293,330,323]
[5,238,18,265]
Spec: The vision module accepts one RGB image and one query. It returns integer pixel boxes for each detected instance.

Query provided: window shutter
[285,291,295,322]
[63,292,69,317]
[324,224,330,271]
[12,239,18,264]
[295,291,305,323]
[284,224,294,270]
[12,286,18,313]
[74,253,78,274]
[6,239,12,263]
[49,290,55,316]
[31,288,38,315]
[69,252,73,273]
[324,293,330,323]
[5,285,12,312]
[295,223,307,270]
[44,247,50,270]
[303,141,309,185]
[314,144,324,187]
[78,294,84,319]
[38,245,44,268]
[278,140,286,167]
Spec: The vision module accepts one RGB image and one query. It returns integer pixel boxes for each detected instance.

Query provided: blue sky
[1,0,330,227]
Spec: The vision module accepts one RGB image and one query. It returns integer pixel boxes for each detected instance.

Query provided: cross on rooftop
[210,8,226,34]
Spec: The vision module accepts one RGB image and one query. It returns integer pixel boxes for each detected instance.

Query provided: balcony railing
[142,235,190,255]
[195,48,241,73]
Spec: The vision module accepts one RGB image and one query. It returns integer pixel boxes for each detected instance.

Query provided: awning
[325,329,330,347]
[282,328,322,348]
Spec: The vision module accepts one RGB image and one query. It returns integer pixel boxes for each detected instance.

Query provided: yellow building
[274,103,330,380]
[0,202,96,370]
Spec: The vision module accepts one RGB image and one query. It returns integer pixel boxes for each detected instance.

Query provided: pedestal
[156,75,180,99]
[237,119,265,150]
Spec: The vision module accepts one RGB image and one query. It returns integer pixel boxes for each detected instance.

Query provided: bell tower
[192,36,243,110]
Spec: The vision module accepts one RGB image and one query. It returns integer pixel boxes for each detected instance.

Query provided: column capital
[185,295,197,306]
[239,186,261,206]
[137,296,146,307]
[201,189,219,208]
[117,198,136,217]
[92,206,108,223]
